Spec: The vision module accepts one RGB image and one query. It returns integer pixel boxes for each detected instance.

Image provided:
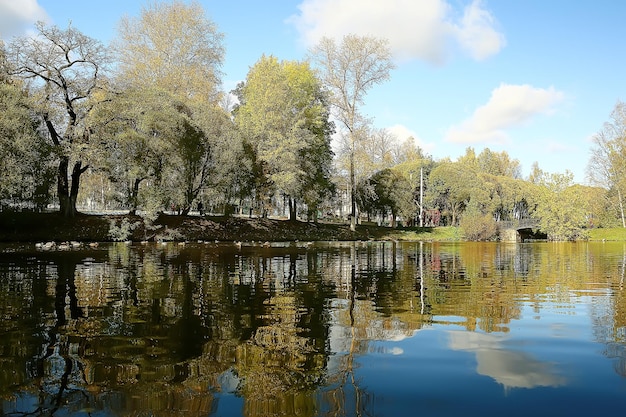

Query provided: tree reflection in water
[0,241,625,416]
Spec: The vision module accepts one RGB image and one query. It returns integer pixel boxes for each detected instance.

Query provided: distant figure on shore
[197,202,204,216]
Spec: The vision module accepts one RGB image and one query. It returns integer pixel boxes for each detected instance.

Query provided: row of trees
[0,1,624,240]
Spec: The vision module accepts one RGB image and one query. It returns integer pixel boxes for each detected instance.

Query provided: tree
[587,101,626,227]
[399,147,530,229]
[487,174,534,222]
[357,168,414,227]
[476,148,522,178]
[7,22,110,217]
[460,200,498,241]
[427,162,481,226]
[113,0,227,215]
[0,79,55,210]
[235,55,334,221]
[392,136,426,166]
[310,34,395,230]
[172,103,236,215]
[198,120,253,215]
[114,0,224,104]
[338,125,399,181]
[534,171,589,240]
[89,85,236,216]
[88,87,180,214]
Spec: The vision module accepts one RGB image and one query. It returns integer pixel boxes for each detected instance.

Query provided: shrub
[108,218,140,241]
[460,205,497,241]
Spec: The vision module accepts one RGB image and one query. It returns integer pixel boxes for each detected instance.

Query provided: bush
[460,206,497,241]
[108,217,140,241]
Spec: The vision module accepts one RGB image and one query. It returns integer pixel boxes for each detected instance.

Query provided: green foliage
[357,168,415,226]
[7,21,110,217]
[460,203,498,241]
[155,227,184,242]
[587,101,626,227]
[88,87,178,212]
[427,162,476,225]
[533,171,589,241]
[89,87,240,215]
[459,147,522,178]
[195,111,252,208]
[426,149,534,228]
[107,217,140,241]
[0,81,55,209]
[139,185,166,239]
[114,0,224,105]
[309,34,395,228]
[235,55,334,219]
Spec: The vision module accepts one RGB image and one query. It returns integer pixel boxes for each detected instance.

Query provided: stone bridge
[498,219,541,242]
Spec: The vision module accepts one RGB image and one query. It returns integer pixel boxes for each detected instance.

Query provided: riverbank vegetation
[0,211,463,243]
[1,2,625,242]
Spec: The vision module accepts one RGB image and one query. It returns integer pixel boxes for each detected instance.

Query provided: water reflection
[448,330,566,389]
[0,241,625,416]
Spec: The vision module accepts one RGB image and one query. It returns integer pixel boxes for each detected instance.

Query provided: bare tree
[310,34,395,230]
[7,22,110,217]
[587,101,626,227]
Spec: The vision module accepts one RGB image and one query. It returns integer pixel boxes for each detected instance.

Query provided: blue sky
[2,0,625,184]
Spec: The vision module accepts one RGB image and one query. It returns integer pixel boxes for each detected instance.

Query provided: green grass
[587,227,626,241]
[380,226,462,241]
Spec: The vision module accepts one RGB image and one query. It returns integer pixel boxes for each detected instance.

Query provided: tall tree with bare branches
[7,22,110,217]
[587,101,626,227]
[310,34,395,230]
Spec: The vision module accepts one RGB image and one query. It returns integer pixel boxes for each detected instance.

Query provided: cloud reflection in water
[448,331,566,389]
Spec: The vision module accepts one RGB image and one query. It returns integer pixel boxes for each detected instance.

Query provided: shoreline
[3,212,623,243]
[0,211,450,243]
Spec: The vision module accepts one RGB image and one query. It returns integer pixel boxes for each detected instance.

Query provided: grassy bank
[379,226,462,242]
[587,227,626,241]
[0,211,462,243]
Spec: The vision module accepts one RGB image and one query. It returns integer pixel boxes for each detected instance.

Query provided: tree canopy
[310,34,395,230]
[114,0,224,105]
[587,101,626,227]
[235,55,334,220]
[6,21,110,217]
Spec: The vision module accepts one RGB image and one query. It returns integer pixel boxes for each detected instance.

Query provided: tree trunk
[619,188,626,228]
[288,197,297,222]
[70,161,87,217]
[129,178,142,216]
[182,185,197,216]
[58,158,71,217]
[350,147,356,231]
[58,159,88,218]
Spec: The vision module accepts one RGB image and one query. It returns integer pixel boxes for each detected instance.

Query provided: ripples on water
[0,241,625,416]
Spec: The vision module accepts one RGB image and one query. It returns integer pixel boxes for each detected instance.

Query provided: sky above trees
[1,0,624,183]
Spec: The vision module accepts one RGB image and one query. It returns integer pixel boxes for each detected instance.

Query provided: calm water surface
[1,241,625,416]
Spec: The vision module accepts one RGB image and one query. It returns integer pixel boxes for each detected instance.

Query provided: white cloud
[455,0,505,60]
[0,0,48,39]
[387,124,436,154]
[289,0,505,64]
[445,84,565,144]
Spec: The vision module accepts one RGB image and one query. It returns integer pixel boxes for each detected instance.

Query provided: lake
[1,240,625,416]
